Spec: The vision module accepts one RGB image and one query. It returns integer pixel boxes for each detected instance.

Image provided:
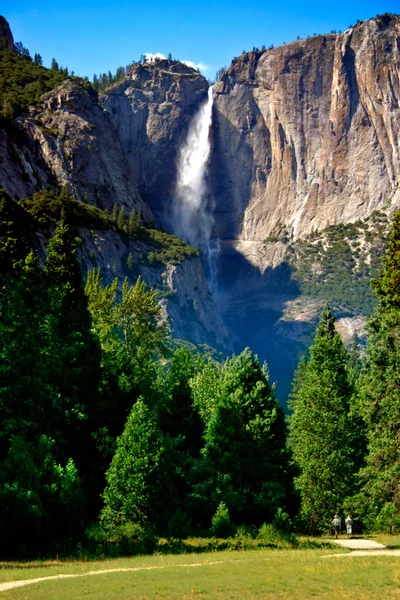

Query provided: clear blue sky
[2,1,399,80]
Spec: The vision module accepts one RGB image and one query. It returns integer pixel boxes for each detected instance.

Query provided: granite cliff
[101,60,208,224]
[0,31,230,353]
[2,14,400,398]
[212,14,400,263]
[205,15,400,396]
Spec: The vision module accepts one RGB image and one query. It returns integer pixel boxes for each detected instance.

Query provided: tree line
[0,188,399,557]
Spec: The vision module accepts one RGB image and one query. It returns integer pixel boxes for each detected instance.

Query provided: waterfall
[173,86,219,290]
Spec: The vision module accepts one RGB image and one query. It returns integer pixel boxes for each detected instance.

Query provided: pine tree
[357,210,400,514]
[289,305,360,532]
[0,252,51,456]
[101,399,173,532]
[117,206,127,232]
[126,252,135,271]
[128,209,141,237]
[44,221,101,512]
[191,349,294,528]
[159,348,204,535]
[112,203,118,222]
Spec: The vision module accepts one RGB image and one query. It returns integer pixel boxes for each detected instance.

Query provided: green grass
[1,545,400,599]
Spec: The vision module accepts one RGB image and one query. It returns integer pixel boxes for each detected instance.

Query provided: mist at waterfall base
[172,86,303,404]
[173,87,220,291]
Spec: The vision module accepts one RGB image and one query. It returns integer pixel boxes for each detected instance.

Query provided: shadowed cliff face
[101,60,209,226]
[208,16,400,399]
[0,16,14,51]
[212,16,400,255]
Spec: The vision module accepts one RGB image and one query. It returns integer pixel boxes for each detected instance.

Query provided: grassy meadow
[1,537,400,599]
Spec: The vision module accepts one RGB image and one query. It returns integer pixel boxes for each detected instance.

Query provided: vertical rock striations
[101,60,209,226]
[212,15,400,261]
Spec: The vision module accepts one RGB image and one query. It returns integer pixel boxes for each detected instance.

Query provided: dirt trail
[330,539,386,550]
[0,561,224,593]
[324,538,400,558]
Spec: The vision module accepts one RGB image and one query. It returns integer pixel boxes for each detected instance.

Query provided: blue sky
[2,1,399,80]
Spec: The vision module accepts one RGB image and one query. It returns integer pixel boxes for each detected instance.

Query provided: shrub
[374,503,400,534]
[272,508,293,533]
[85,522,157,557]
[211,502,234,538]
[257,522,299,548]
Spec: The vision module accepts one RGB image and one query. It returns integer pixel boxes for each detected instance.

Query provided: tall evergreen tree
[191,349,293,528]
[357,210,400,513]
[44,221,101,511]
[101,399,173,533]
[289,305,361,532]
[128,209,141,237]
[117,206,127,232]
[0,252,51,457]
[159,348,204,535]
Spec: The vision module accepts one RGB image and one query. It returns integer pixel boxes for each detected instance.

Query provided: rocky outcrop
[212,15,400,263]
[0,16,14,51]
[0,81,152,220]
[75,228,232,352]
[101,60,208,224]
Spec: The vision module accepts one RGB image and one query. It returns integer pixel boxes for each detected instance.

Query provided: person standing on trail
[332,514,341,539]
[345,515,353,539]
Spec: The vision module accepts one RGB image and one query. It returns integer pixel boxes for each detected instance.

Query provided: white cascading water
[173,86,219,290]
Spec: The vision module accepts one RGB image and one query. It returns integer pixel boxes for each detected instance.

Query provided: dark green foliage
[101,399,173,533]
[372,210,400,308]
[356,210,400,515]
[145,228,199,265]
[0,435,85,558]
[0,45,81,121]
[19,188,198,266]
[92,66,127,94]
[0,189,32,289]
[44,221,102,512]
[190,349,295,528]
[289,305,363,532]
[159,348,205,535]
[286,215,389,315]
[0,252,52,450]
[21,189,115,229]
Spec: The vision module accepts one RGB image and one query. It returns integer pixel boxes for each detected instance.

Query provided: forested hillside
[1,13,400,558]
[1,184,400,555]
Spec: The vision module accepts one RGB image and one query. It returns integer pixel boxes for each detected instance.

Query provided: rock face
[207,15,400,397]
[0,81,152,220]
[212,15,400,259]
[101,60,208,225]
[75,228,232,352]
[3,14,400,398]
[0,16,14,51]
